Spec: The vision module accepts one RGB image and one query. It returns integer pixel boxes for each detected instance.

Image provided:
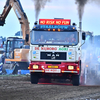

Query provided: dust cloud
[81,33,100,85]
[75,0,100,85]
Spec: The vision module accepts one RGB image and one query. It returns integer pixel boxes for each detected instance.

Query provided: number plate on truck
[45,69,61,73]
[48,66,58,68]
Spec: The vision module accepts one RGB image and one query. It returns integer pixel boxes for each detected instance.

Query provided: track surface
[0,75,100,100]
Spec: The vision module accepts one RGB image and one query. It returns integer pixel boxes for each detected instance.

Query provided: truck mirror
[25,34,29,42]
[82,32,86,40]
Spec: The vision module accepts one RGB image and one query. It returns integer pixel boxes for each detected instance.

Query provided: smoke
[32,0,100,22]
[75,0,100,21]
[81,34,100,85]
[32,0,50,21]
[91,0,100,4]
[75,0,88,21]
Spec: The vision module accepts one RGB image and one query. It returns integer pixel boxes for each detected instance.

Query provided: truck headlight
[68,66,74,70]
[33,65,39,69]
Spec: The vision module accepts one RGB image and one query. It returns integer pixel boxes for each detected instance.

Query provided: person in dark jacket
[1,53,5,64]
[0,54,3,75]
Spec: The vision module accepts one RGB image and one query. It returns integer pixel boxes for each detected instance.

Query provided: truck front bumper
[29,70,78,74]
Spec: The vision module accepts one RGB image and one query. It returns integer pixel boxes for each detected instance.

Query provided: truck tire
[31,73,39,84]
[72,75,80,86]
[79,60,81,75]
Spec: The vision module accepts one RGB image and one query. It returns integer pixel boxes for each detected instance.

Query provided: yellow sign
[48,66,58,68]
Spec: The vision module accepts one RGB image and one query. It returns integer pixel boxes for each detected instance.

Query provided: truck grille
[46,62,61,64]
[40,52,66,60]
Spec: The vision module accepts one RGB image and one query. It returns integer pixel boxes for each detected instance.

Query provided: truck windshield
[14,40,24,48]
[31,31,78,46]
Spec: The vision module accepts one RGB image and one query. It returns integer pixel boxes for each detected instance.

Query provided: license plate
[45,69,61,73]
[48,66,58,68]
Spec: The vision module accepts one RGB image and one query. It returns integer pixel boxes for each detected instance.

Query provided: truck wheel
[31,73,39,84]
[72,75,80,86]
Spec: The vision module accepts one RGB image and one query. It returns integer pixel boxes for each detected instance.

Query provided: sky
[0,0,100,37]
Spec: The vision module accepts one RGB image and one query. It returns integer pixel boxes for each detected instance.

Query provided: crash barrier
[19,70,29,75]
[5,69,13,75]
[5,69,30,75]
[1,63,30,75]
[1,62,29,75]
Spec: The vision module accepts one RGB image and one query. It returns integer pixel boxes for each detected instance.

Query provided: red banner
[39,19,71,25]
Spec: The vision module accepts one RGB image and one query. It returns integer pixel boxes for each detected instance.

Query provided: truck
[28,19,85,86]
[0,0,30,74]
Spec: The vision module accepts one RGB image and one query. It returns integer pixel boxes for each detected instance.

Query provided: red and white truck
[28,19,85,86]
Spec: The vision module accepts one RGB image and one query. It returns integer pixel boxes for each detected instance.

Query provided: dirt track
[0,75,100,100]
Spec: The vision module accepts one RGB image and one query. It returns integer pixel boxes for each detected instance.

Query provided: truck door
[6,40,14,59]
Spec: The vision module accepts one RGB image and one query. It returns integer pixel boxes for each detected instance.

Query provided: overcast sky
[0,0,100,37]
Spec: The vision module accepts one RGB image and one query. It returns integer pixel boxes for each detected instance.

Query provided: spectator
[0,54,4,75]
[65,33,76,43]
[36,35,46,42]
[1,53,5,64]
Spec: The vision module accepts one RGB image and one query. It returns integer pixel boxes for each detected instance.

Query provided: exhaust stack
[79,21,82,33]
[34,21,38,25]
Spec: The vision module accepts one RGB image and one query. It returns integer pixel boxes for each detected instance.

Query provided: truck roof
[7,37,24,41]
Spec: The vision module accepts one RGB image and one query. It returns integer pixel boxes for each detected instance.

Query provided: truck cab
[29,19,85,85]
[5,37,24,59]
